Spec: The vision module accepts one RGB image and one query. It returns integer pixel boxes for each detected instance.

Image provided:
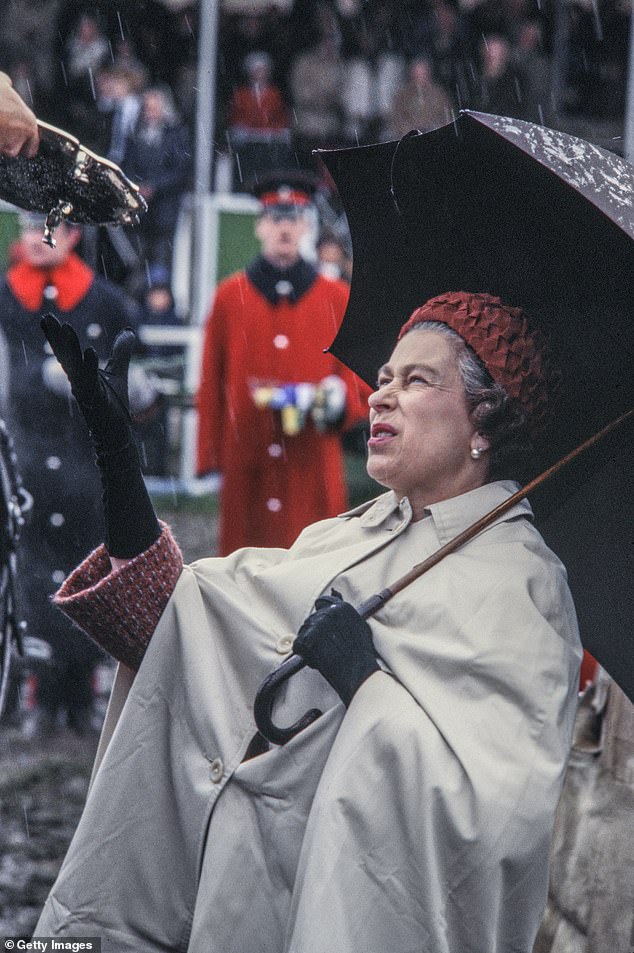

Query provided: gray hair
[404,319,495,402]
[402,319,531,478]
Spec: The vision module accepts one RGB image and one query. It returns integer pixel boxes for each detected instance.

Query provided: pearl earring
[470,447,483,460]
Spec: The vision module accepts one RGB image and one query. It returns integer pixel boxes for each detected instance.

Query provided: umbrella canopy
[317,111,634,700]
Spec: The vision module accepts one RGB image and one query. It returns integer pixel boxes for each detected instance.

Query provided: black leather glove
[293,592,380,706]
[41,314,160,559]
[41,313,134,453]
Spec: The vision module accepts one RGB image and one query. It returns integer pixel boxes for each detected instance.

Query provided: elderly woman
[35,291,581,953]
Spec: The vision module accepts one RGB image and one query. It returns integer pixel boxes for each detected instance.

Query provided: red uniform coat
[228,84,289,131]
[196,263,370,554]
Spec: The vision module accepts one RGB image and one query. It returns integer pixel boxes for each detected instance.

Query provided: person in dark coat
[121,85,191,283]
[475,34,526,118]
[0,216,141,733]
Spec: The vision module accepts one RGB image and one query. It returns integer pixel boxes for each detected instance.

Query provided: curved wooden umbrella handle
[253,654,316,746]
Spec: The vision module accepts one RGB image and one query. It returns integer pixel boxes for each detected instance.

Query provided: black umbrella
[323,111,634,451]
[254,112,634,742]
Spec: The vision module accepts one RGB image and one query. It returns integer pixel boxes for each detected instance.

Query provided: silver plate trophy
[0,120,147,245]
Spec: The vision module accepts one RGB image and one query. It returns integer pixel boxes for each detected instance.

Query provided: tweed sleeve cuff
[53,523,184,671]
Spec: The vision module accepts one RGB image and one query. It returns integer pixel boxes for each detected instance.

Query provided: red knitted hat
[399,291,560,434]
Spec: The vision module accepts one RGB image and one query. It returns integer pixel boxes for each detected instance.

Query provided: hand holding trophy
[0,115,147,243]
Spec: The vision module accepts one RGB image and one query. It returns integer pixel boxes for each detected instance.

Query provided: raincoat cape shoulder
[36,482,581,953]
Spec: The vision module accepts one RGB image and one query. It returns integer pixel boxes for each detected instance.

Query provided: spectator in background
[289,31,346,167]
[463,0,535,45]
[64,10,110,80]
[229,51,290,136]
[0,0,60,121]
[60,11,110,145]
[134,267,184,477]
[77,67,144,291]
[383,56,454,140]
[414,1,474,110]
[196,172,370,555]
[121,85,192,285]
[316,228,352,283]
[0,215,141,735]
[514,18,555,125]
[139,265,182,353]
[110,36,150,95]
[335,0,404,144]
[3,52,56,128]
[227,51,293,185]
[475,34,525,118]
[94,67,143,166]
[219,7,294,96]
[135,265,185,476]
[563,0,629,118]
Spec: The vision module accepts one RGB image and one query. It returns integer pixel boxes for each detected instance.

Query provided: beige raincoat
[35,481,581,953]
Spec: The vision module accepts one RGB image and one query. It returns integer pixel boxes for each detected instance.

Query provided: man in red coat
[196,173,370,555]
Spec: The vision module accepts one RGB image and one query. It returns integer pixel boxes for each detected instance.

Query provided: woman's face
[367,329,489,519]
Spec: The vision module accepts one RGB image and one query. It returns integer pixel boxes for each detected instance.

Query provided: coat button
[209,758,223,783]
[275,634,294,655]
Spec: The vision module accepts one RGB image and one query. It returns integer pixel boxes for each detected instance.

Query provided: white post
[191,0,219,326]
[181,0,220,484]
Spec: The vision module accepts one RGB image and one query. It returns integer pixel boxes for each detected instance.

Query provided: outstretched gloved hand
[40,314,160,559]
[41,314,135,455]
[293,592,381,706]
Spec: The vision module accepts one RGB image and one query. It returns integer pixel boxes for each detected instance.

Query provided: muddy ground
[0,726,99,937]
[0,497,218,939]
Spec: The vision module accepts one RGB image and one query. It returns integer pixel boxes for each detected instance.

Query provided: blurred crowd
[0,0,626,296]
[0,0,631,198]
[0,0,629,291]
